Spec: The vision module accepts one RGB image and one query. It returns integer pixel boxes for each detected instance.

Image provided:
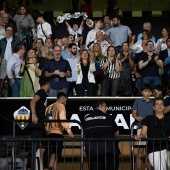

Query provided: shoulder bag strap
[25,65,35,94]
[40,24,47,38]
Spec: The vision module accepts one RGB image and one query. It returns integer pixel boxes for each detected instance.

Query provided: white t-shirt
[86,29,105,49]
[156,38,167,52]
[68,26,82,39]
[37,22,52,42]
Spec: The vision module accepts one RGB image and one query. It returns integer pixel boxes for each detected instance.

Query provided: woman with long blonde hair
[74,49,96,96]
[92,43,106,95]
[19,49,42,96]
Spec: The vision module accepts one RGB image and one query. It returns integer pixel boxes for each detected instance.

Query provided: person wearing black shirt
[138,40,163,90]
[27,77,50,170]
[84,101,120,170]
[135,98,170,170]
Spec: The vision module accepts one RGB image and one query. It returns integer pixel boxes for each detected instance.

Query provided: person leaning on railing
[135,98,170,170]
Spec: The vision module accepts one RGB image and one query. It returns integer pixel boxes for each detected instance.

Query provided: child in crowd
[132,84,153,170]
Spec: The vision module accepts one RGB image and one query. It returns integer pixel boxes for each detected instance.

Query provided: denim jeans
[48,88,68,97]
[101,78,120,96]
[9,78,21,97]
[136,77,143,96]
[143,76,161,90]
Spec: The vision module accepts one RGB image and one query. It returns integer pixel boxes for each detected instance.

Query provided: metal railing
[0,114,170,170]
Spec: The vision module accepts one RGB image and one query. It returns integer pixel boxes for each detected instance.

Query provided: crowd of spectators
[0,0,170,97]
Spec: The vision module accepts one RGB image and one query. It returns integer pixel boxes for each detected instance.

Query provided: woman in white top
[85,19,104,49]
[130,29,153,54]
[74,49,96,96]
[156,27,170,52]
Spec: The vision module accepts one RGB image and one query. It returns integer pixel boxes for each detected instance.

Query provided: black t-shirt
[138,51,160,77]
[83,109,118,138]
[83,109,119,156]
[35,89,47,120]
[142,114,170,154]
[134,52,144,74]
[44,58,71,89]
[81,63,89,83]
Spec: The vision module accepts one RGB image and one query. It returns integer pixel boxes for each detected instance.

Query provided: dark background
[0,97,140,136]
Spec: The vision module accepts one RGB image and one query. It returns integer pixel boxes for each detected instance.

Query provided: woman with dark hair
[19,49,42,97]
[74,49,96,96]
[130,29,154,54]
[100,46,121,96]
[14,5,35,43]
[119,42,134,96]
[156,27,170,52]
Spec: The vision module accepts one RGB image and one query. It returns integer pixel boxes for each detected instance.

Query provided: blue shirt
[66,56,78,82]
[44,58,71,90]
[132,98,153,129]
[62,49,70,59]
[106,25,132,47]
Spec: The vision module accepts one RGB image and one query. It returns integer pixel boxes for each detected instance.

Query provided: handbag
[94,68,104,84]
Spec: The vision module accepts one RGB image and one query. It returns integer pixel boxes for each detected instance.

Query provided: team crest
[13,106,30,130]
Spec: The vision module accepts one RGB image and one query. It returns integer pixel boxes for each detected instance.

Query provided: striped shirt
[100,58,120,79]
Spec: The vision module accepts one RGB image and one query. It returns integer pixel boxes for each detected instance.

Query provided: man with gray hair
[94,31,110,56]
[44,45,72,97]
[137,22,156,42]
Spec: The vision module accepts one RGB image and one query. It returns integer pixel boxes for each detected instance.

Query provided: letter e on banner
[69,114,81,129]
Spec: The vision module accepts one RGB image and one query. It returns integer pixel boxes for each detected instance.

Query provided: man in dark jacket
[83,101,120,170]
[0,24,20,96]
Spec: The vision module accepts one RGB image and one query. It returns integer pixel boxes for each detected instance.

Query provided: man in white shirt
[6,43,25,97]
[36,13,52,43]
[93,31,110,56]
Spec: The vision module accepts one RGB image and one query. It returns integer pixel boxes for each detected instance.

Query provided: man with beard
[66,43,78,96]
[104,16,132,53]
[44,45,72,97]
[138,40,163,89]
